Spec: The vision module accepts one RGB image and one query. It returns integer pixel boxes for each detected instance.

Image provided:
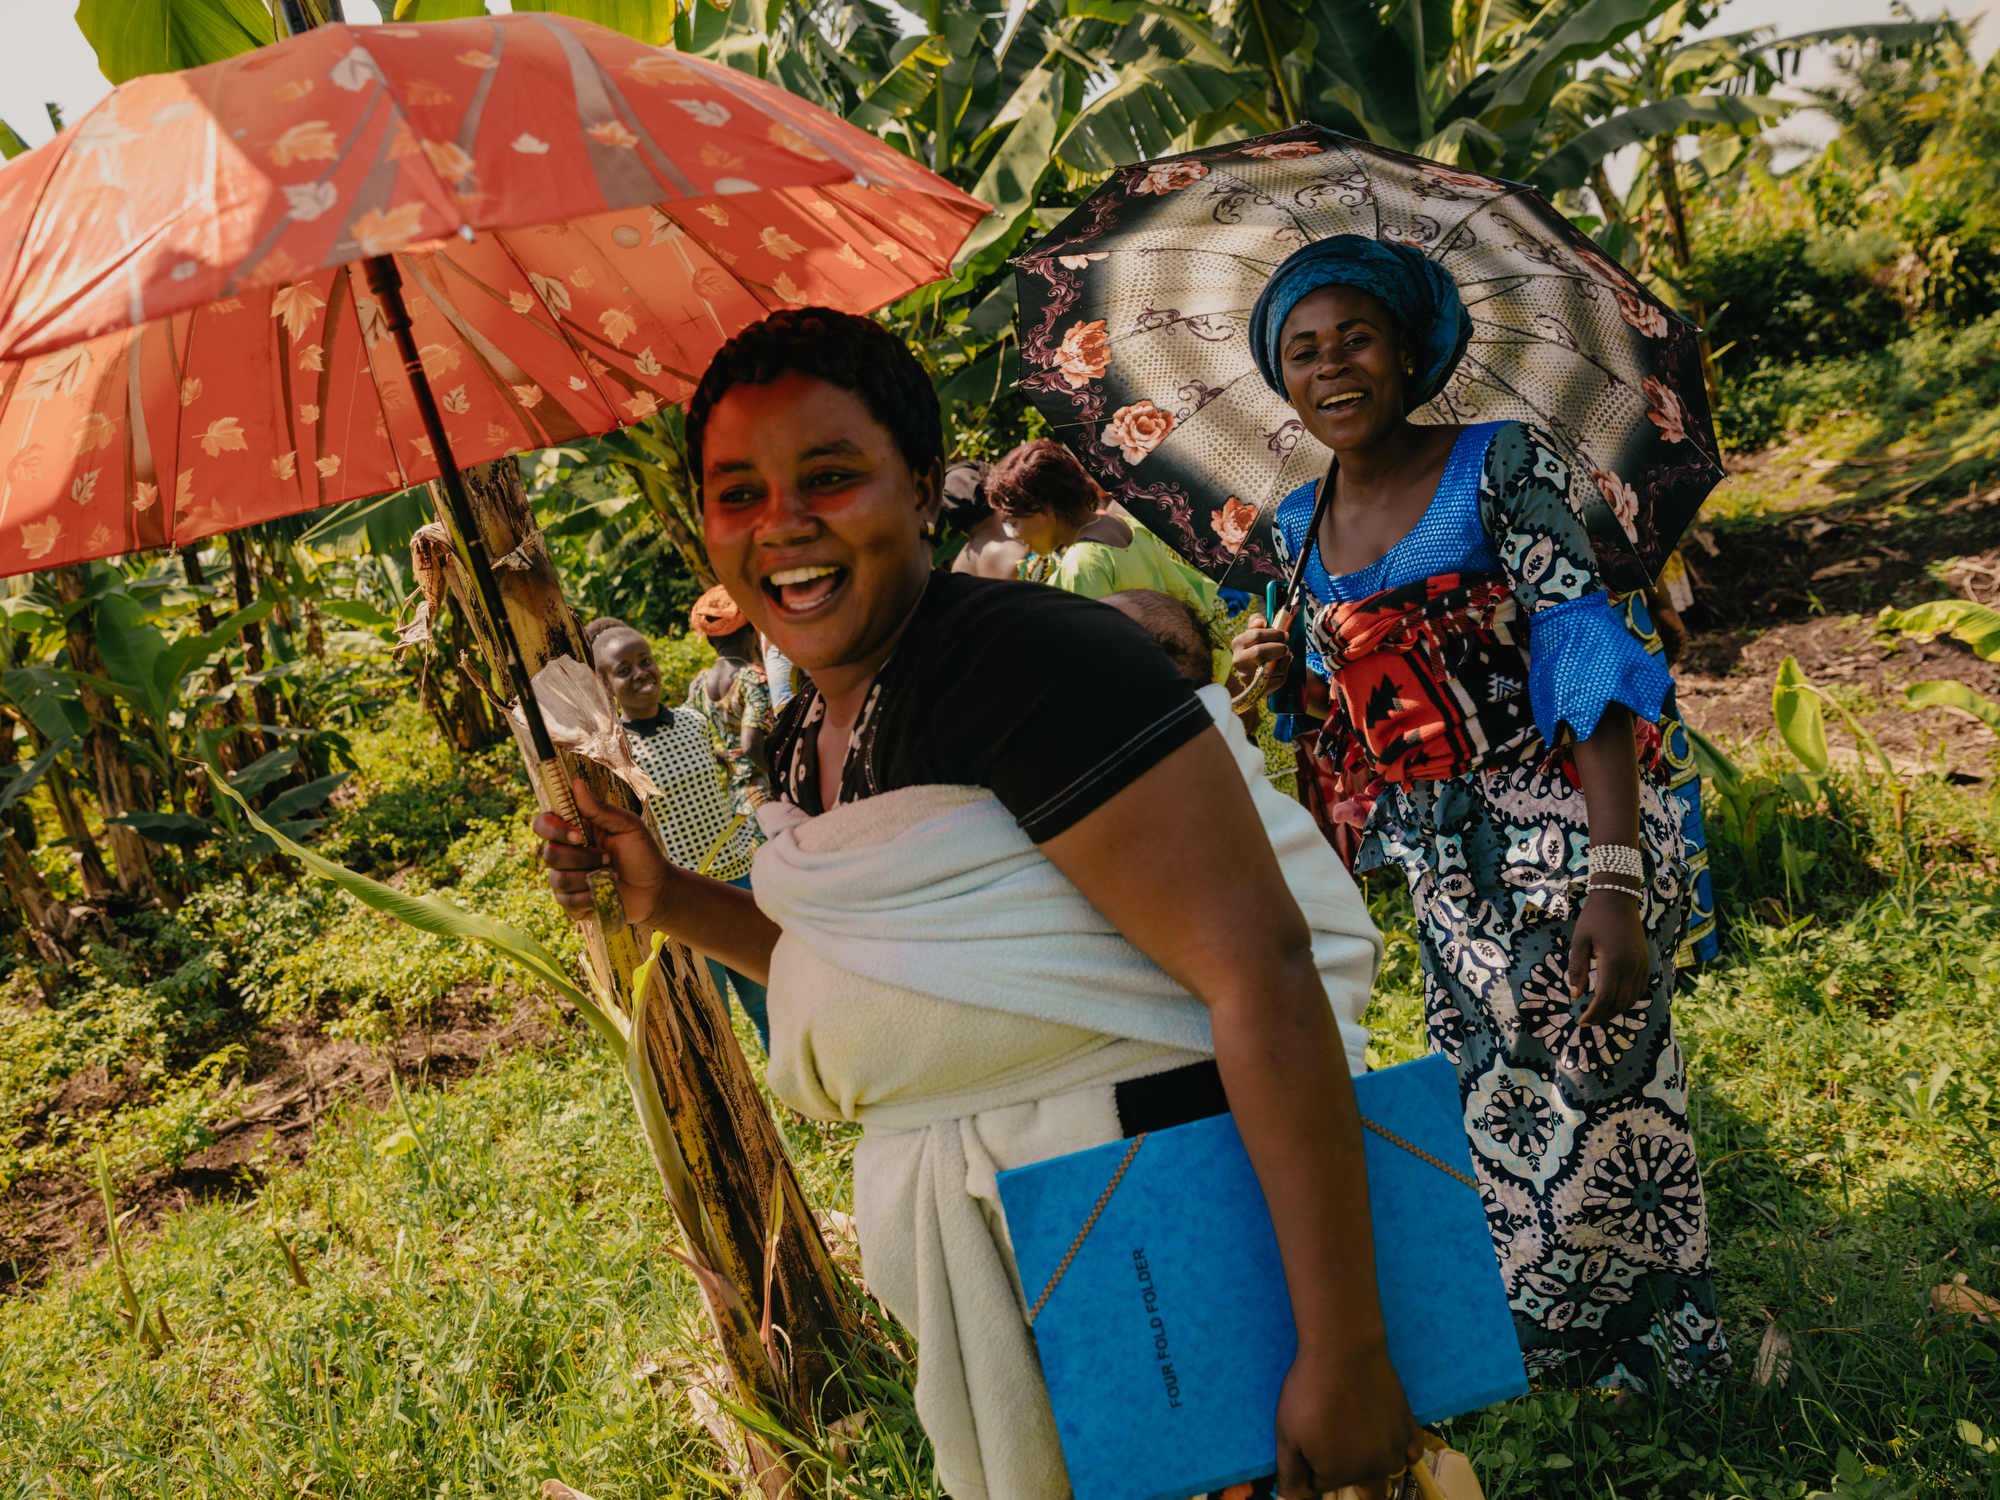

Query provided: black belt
[1114,1058,1228,1137]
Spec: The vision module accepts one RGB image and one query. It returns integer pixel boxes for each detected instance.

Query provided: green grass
[6,649,2000,1498]
[1709,313,2000,523]
[3,768,1996,1497]
[0,697,580,1202]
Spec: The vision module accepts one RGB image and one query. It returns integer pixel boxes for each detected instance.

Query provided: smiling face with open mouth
[1277,284,1411,454]
[699,371,940,705]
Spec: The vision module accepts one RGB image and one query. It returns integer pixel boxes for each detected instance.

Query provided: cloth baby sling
[751,685,1381,1500]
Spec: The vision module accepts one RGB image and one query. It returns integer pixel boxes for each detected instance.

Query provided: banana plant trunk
[0,832,70,969]
[50,568,165,906]
[226,535,285,756]
[1650,140,1719,409]
[45,759,116,899]
[425,458,862,1450]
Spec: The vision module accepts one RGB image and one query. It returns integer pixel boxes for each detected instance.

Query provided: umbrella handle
[1227,602,1293,711]
[1230,664,1272,712]
[539,758,627,931]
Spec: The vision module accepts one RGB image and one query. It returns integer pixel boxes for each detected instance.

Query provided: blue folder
[996,1053,1526,1500]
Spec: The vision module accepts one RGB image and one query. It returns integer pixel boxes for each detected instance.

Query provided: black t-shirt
[767,572,1209,843]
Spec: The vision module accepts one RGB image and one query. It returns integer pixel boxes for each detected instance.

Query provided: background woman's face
[999,506,1071,558]
[699,372,938,676]
[595,629,661,719]
[1277,285,1409,451]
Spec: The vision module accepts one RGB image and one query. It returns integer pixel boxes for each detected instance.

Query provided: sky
[0,0,1991,155]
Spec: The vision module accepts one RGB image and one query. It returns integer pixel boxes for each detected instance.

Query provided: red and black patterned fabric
[1304,571,1537,827]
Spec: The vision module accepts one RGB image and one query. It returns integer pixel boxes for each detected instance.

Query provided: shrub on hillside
[1687,219,1908,372]
[1713,310,2000,452]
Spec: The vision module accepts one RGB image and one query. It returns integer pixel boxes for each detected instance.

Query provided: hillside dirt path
[1,988,564,1295]
[1671,473,2000,777]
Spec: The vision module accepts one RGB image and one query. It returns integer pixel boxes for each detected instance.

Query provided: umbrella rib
[344,264,417,499]
[228,89,393,300]
[402,256,569,449]
[1467,322,1631,390]
[1420,180,1536,261]
[1449,352,1602,468]
[1195,162,1320,244]
[483,233,625,432]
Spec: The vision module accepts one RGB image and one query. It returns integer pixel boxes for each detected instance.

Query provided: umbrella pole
[360,257,577,811]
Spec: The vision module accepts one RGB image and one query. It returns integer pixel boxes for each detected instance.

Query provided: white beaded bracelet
[1587,843,1646,882]
[1586,876,1645,902]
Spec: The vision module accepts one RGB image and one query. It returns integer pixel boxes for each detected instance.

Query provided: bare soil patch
[1682,485,2000,629]
[0,987,565,1296]
[1677,612,2000,776]
[1671,469,2000,771]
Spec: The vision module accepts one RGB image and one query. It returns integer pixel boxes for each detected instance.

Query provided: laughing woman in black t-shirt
[536,310,1417,1500]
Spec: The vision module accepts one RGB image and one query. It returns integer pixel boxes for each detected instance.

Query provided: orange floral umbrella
[0,12,987,575]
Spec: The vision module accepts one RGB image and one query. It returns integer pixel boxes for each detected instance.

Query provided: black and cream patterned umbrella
[1013,123,1722,591]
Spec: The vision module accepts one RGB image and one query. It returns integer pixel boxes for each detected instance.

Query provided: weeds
[3,620,1998,1498]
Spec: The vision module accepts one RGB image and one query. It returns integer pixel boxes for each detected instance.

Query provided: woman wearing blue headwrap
[1229,237,1728,1396]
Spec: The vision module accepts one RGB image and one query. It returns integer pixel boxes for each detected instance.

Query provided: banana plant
[73,0,274,83]
[207,770,790,1417]
[1877,600,2000,743]
[1536,12,1951,255]
[91,583,280,814]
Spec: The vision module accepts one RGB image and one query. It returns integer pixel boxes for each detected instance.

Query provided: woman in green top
[987,439,1222,626]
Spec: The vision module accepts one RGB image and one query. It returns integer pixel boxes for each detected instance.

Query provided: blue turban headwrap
[1248,235,1471,408]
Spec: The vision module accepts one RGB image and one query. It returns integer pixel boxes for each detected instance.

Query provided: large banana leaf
[1877,600,2000,660]
[847,33,957,131]
[2,666,88,743]
[75,0,273,83]
[1055,57,1261,175]
[512,0,686,43]
[1532,92,1788,192]
[1905,680,2000,737]
[390,0,490,16]
[397,0,690,37]
[95,593,276,731]
[296,487,434,561]
[1298,0,1423,142]
[1454,0,1673,133]
[1070,1,1241,70]
[0,739,72,818]
[953,80,1069,275]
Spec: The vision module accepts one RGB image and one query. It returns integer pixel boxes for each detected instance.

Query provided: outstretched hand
[533,778,672,927]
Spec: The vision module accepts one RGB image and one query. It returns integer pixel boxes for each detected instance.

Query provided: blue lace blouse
[1271,421,1670,746]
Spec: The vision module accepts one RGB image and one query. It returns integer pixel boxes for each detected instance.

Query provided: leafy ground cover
[0,747,1996,1499]
[3,450,1998,1499]
[0,630,718,1292]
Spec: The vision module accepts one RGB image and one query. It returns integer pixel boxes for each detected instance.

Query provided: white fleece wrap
[754,684,1378,1071]
[749,687,1381,1499]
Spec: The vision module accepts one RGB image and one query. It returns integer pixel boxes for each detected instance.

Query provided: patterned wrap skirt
[1361,758,1729,1392]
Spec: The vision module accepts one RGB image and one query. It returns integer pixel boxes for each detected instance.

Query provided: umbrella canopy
[1013,124,1721,592]
[0,13,986,575]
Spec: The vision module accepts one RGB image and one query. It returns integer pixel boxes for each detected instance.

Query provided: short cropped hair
[584,620,644,672]
[581,616,633,657]
[684,307,943,484]
[1102,589,1211,686]
[985,439,1101,526]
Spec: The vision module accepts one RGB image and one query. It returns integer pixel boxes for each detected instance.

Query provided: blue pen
[1265,579,1281,625]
